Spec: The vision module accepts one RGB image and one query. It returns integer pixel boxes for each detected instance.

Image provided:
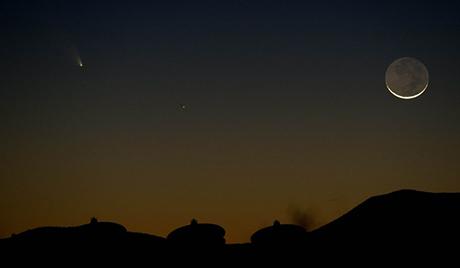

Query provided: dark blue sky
[1,0,460,242]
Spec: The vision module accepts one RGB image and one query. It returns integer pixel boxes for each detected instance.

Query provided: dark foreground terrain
[1,190,459,265]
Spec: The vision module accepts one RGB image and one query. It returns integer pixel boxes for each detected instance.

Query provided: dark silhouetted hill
[2,189,459,265]
[311,189,460,261]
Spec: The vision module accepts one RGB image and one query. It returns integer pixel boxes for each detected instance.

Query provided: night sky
[1,0,460,242]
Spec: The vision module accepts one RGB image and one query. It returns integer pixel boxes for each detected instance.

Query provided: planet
[385,57,429,99]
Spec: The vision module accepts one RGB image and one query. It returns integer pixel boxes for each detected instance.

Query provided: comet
[71,46,84,68]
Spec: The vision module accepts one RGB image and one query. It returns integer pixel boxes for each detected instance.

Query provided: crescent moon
[385,57,429,99]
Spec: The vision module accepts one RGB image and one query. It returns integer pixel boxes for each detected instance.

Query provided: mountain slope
[311,189,460,255]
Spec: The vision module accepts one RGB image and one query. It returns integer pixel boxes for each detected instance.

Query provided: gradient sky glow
[1,0,460,242]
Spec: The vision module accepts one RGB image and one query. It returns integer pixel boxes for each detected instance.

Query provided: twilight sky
[1,0,460,242]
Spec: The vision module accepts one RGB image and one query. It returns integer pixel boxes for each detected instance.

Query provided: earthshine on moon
[385,57,429,99]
